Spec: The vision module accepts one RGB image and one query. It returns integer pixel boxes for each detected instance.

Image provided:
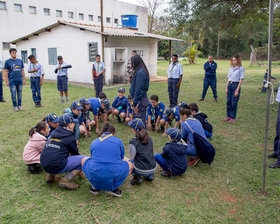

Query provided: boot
[58,177,79,190]
[45,173,55,183]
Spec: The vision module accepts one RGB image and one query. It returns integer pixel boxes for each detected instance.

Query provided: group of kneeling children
[22,87,213,197]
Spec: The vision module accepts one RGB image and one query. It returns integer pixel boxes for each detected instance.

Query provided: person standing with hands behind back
[92,55,106,98]
[224,55,244,123]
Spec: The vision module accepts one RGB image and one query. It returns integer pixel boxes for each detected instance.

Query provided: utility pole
[100,0,105,61]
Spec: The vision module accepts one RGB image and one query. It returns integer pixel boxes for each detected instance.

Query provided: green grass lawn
[0,59,280,224]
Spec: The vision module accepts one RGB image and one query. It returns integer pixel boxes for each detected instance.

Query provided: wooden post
[169,40,172,64]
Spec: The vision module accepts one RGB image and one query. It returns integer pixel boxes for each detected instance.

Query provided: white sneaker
[66,98,69,102]
[14,107,19,112]
[18,106,24,111]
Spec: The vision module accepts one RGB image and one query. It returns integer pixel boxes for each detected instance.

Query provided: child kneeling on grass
[43,113,59,138]
[128,118,157,185]
[40,114,87,190]
[81,122,133,197]
[23,121,50,174]
[154,128,187,177]
[112,88,129,123]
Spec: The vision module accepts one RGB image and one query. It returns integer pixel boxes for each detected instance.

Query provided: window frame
[14,3,23,12]
[88,14,93,21]
[0,1,6,10]
[48,48,57,65]
[21,50,28,64]
[43,8,50,16]
[68,11,74,19]
[78,13,84,20]
[29,6,36,14]
[106,17,111,23]
[56,10,62,17]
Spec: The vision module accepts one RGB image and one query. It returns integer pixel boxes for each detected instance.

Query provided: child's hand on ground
[155,126,159,132]
[162,133,167,137]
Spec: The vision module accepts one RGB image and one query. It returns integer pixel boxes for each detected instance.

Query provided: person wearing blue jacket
[155,128,187,177]
[40,114,87,190]
[82,122,133,197]
[200,56,218,102]
[112,87,129,123]
[180,107,207,166]
[129,55,149,125]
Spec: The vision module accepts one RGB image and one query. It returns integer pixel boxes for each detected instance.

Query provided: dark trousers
[168,78,180,108]
[273,104,280,163]
[226,83,241,119]
[30,78,41,103]
[94,75,103,98]
[133,95,149,126]
[202,77,217,99]
[0,72,3,100]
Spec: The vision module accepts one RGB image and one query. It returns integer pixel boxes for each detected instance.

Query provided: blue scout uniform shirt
[167,62,183,79]
[128,102,133,114]
[147,101,165,120]
[56,62,70,76]
[63,107,81,140]
[163,107,180,122]
[204,61,217,78]
[80,110,91,124]
[28,62,44,78]
[228,66,244,82]
[4,58,24,85]
[93,61,105,74]
[88,98,101,116]
[112,96,129,110]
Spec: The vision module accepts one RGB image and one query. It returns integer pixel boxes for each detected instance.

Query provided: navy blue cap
[58,114,79,126]
[80,98,90,104]
[71,101,83,110]
[166,128,182,142]
[103,98,110,109]
[45,113,59,123]
[162,108,173,118]
[128,118,145,131]
[177,102,187,109]
[118,87,125,93]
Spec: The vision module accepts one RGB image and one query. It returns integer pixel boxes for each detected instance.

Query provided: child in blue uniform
[160,107,181,136]
[80,98,95,137]
[98,93,113,122]
[189,103,213,140]
[40,114,87,190]
[82,122,133,197]
[147,95,165,132]
[44,113,59,138]
[155,128,187,177]
[55,56,72,103]
[112,88,129,123]
[180,107,207,166]
[128,118,157,185]
[88,97,105,135]
[125,95,133,123]
[28,55,45,108]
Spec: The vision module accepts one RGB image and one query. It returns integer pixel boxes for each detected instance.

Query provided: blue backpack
[185,121,216,165]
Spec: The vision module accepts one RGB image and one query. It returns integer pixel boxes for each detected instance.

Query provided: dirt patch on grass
[219,191,238,203]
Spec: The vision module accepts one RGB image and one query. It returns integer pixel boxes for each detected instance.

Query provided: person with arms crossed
[92,55,106,98]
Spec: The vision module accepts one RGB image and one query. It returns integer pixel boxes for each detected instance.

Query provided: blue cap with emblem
[103,98,111,109]
[58,114,79,126]
[166,128,182,142]
[162,108,173,118]
[80,98,90,104]
[118,87,125,93]
[45,113,59,123]
[128,118,145,131]
[71,101,83,110]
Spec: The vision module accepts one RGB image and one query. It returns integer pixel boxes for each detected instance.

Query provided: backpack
[185,121,215,165]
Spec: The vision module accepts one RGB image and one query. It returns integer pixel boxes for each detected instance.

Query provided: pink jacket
[23,132,47,165]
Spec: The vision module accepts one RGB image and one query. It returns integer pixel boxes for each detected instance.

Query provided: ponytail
[98,122,116,137]
[29,121,48,137]
[136,129,149,145]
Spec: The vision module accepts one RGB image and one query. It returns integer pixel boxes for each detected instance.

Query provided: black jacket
[162,142,187,176]
[40,126,79,174]
[194,112,213,133]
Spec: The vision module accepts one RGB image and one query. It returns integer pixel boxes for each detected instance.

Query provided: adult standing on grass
[199,56,218,102]
[0,59,6,102]
[129,54,150,125]
[224,55,244,123]
[167,54,183,108]
[4,48,26,112]
[92,54,106,98]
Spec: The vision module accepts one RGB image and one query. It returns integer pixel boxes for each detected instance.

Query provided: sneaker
[130,175,143,185]
[269,161,280,168]
[228,118,236,123]
[14,106,19,112]
[199,98,204,102]
[267,153,278,159]
[161,171,172,177]
[89,185,100,195]
[145,174,154,181]
[28,164,42,174]
[35,102,40,108]
[18,106,24,111]
[45,173,55,184]
[66,98,70,102]
[58,177,79,190]
[214,98,217,103]
[37,102,42,107]
[189,157,200,166]
[108,188,123,197]
[61,99,64,103]
[223,117,230,122]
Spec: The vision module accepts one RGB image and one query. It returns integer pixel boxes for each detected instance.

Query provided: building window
[114,18,118,24]
[68,11,73,18]
[43,8,50,16]
[88,42,98,62]
[48,48,57,65]
[98,16,101,22]
[88,14,93,21]
[106,17,111,23]
[14,3,22,12]
[79,13,84,20]
[0,1,6,10]
[21,51,28,64]
[2,42,10,50]
[29,6,36,14]
[56,10,62,17]
[31,48,37,58]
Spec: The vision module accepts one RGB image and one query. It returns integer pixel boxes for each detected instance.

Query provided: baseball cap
[80,98,90,104]
[162,108,173,118]
[166,128,182,142]
[103,98,111,110]
[177,102,187,109]
[71,101,83,110]
[118,87,125,93]
[58,114,78,126]
[45,113,59,123]
[128,118,145,131]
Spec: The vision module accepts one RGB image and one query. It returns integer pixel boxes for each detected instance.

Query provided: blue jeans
[185,144,197,156]
[273,104,280,164]
[154,153,169,172]
[168,78,180,107]
[30,78,41,103]
[133,95,149,126]
[204,130,212,140]
[226,83,241,119]
[9,84,22,107]
[94,74,103,98]
[202,77,217,99]
[0,73,3,100]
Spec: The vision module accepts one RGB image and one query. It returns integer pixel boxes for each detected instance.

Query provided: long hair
[230,54,242,67]
[131,54,149,78]
[98,122,116,137]
[29,121,48,137]
[135,128,149,145]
